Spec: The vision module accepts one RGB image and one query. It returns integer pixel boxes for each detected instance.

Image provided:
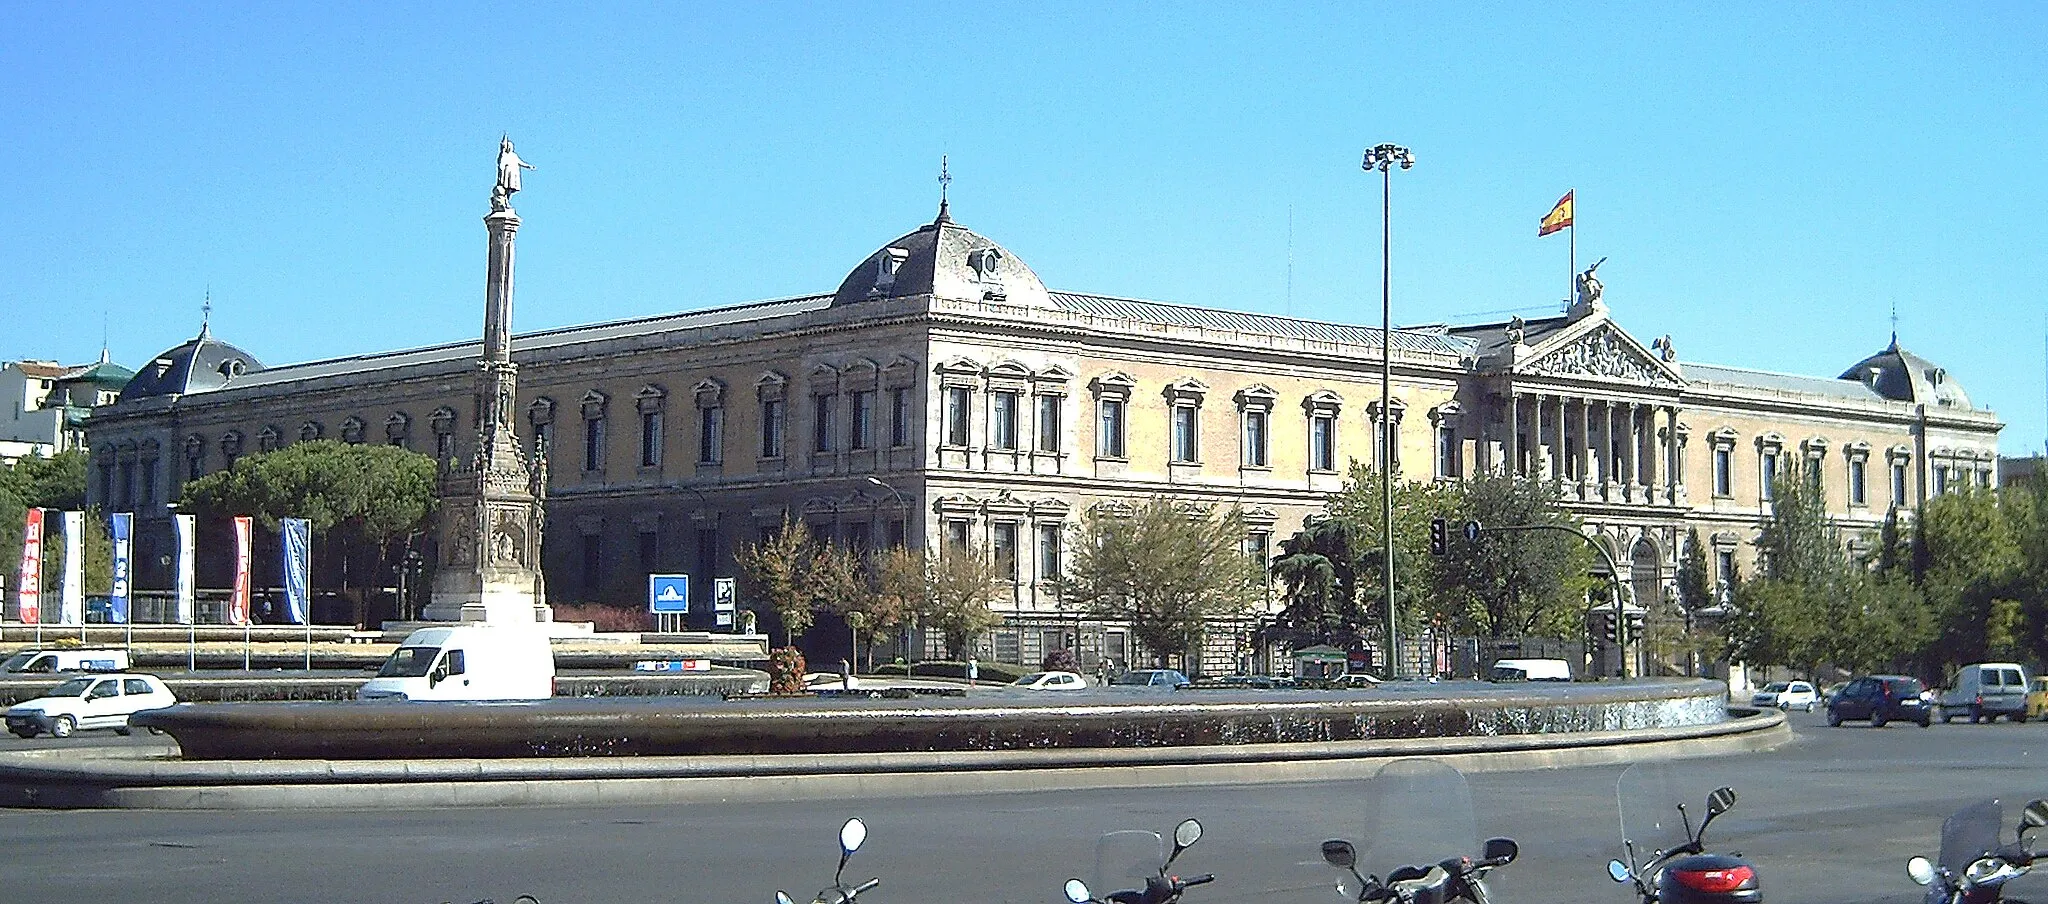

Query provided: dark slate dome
[831,203,1051,309]
[119,323,264,402]
[1839,337,1971,409]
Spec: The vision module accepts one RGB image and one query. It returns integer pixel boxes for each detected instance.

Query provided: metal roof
[1682,362,1891,403]
[1047,291,1478,358]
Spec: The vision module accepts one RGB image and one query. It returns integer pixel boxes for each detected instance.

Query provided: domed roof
[1838,336,1971,408]
[119,323,264,402]
[831,203,1051,309]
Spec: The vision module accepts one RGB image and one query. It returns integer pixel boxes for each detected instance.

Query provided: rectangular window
[992,522,1018,581]
[640,411,663,468]
[991,391,1019,450]
[1979,468,1992,488]
[890,388,911,448]
[437,431,455,462]
[1849,458,1867,506]
[698,407,723,464]
[1171,405,1199,462]
[583,418,605,472]
[1374,417,1399,472]
[1036,523,1061,580]
[846,520,872,553]
[1243,409,1268,468]
[849,390,874,451]
[1933,466,1948,496]
[1760,451,1778,500]
[761,400,785,458]
[887,519,907,549]
[945,518,971,549]
[1712,449,1731,497]
[638,529,659,575]
[1892,462,1908,506]
[1435,424,1459,479]
[141,462,157,507]
[1098,398,1126,458]
[188,455,204,483]
[530,422,552,461]
[813,395,836,453]
[1036,395,1060,453]
[944,387,970,446]
[1311,414,1335,471]
[1715,550,1735,589]
[581,533,603,593]
[695,528,718,584]
[1246,530,1271,566]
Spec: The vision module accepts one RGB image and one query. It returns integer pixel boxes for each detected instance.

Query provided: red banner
[230,515,252,625]
[15,508,43,624]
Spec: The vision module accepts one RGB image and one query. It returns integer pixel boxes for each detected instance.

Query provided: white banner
[59,511,83,626]
[174,514,195,624]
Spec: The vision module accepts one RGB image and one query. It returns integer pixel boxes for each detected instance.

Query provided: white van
[356,626,555,701]
[1489,658,1573,682]
[1,648,131,674]
[1937,662,2032,723]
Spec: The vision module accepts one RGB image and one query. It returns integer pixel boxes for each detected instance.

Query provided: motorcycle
[1907,797,2048,904]
[774,817,880,904]
[1062,817,1215,904]
[1607,763,1759,904]
[1318,759,1520,904]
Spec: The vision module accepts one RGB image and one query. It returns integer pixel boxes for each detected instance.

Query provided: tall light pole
[1363,142,1413,678]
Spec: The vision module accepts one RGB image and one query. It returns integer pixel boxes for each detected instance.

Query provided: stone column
[1624,403,1641,501]
[1507,391,1521,477]
[1531,393,1547,479]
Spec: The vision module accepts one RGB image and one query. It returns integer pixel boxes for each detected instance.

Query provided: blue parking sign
[648,574,691,613]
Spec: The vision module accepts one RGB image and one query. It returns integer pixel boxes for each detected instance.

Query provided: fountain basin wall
[135,678,1729,760]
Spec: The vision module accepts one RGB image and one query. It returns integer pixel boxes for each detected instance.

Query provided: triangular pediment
[1518,322,1683,388]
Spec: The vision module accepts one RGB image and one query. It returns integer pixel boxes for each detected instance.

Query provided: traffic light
[1589,608,1617,645]
[1429,517,1448,557]
[1624,610,1646,646]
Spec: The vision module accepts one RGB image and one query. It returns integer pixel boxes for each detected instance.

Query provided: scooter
[1062,818,1215,904]
[1907,797,2048,904]
[1608,763,1759,904]
[774,817,880,904]
[1318,759,1520,904]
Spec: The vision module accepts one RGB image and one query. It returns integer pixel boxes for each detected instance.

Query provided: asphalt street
[0,711,2042,904]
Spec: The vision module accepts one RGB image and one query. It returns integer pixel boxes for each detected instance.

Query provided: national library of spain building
[82,196,2003,674]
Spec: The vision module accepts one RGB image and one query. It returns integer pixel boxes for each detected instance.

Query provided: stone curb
[0,708,1788,810]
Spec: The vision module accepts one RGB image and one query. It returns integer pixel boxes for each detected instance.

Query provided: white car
[4,673,178,738]
[1751,680,1818,712]
[1011,671,1089,691]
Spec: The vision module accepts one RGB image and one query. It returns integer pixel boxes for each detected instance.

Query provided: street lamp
[1363,142,1413,678]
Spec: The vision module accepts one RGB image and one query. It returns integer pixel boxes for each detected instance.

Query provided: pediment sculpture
[1522,326,1681,387]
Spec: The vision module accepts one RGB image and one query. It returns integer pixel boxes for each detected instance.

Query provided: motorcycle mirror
[1707,787,1737,816]
[839,818,867,855]
[1322,840,1358,869]
[1174,818,1204,849]
[2022,800,2048,833]
[1907,856,1936,886]
[1607,860,1631,883]
[1483,837,1519,865]
[775,892,797,904]
[1064,878,1093,903]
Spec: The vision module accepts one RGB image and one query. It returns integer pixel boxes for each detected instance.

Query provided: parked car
[1010,671,1088,691]
[1489,658,1572,682]
[2028,677,2048,721]
[356,625,556,702]
[1820,681,1849,705]
[1936,662,2032,723]
[1109,669,1191,689]
[1751,680,1819,712]
[1,648,130,674]
[1826,675,1932,728]
[4,673,177,738]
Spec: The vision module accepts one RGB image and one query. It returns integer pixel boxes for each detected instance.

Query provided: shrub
[767,646,809,694]
[1042,647,1078,672]
[550,602,654,633]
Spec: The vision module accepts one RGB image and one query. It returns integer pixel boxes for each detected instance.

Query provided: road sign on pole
[648,574,691,613]
[713,576,736,628]
[1463,520,1482,543]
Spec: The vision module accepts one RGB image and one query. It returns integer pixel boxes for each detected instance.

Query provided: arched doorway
[1629,537,1662,610]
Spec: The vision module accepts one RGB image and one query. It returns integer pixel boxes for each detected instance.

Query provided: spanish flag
[1538,190,1573,236]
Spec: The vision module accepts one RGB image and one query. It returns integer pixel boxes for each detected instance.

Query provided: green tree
[0,450,92,597]
[1912,487,2021,669]
[735,516,818,646]
[1322,464,1456,642]
[1428,474,1594,639]
[1269,517,1365,647]
[1676,528,1712,612]
[1724,464,1855,676]
[1057,497,1258,667]
[178,440,438,627]
[921,542,1007,659]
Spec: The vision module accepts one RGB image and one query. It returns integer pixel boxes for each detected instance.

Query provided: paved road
[1,711,2043,904]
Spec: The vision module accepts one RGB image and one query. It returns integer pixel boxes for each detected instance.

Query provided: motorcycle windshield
[1093,830,1164,901]
[1616,762,1726,869]
[1938,798,2004,874]
[1359,759,1478,883]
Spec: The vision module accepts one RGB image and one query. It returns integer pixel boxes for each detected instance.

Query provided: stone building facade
[78,203,2003,672]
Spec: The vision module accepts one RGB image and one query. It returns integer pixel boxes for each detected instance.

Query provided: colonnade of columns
[1496,392,1686,505]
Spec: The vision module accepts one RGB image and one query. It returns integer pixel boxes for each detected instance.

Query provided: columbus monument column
[422,137,550,624]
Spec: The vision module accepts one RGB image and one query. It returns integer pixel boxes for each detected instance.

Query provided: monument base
[422,577,550,625]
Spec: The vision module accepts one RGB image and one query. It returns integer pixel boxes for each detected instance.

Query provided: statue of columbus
[491,136,535,211]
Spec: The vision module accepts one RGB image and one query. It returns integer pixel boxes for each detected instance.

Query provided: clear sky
[4,4,2044,451]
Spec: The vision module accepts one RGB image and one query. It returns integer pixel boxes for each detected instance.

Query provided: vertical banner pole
[175,513,196,672]
[282,518,312,672]
[233,516,252,672]
[60,511,83,635]
[110,512,132,655]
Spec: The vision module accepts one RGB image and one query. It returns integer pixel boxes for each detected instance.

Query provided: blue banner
[282,517,311,625]
[108,512,131,624]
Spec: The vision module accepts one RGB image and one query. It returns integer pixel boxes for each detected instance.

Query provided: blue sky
[5,3,2044,450]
